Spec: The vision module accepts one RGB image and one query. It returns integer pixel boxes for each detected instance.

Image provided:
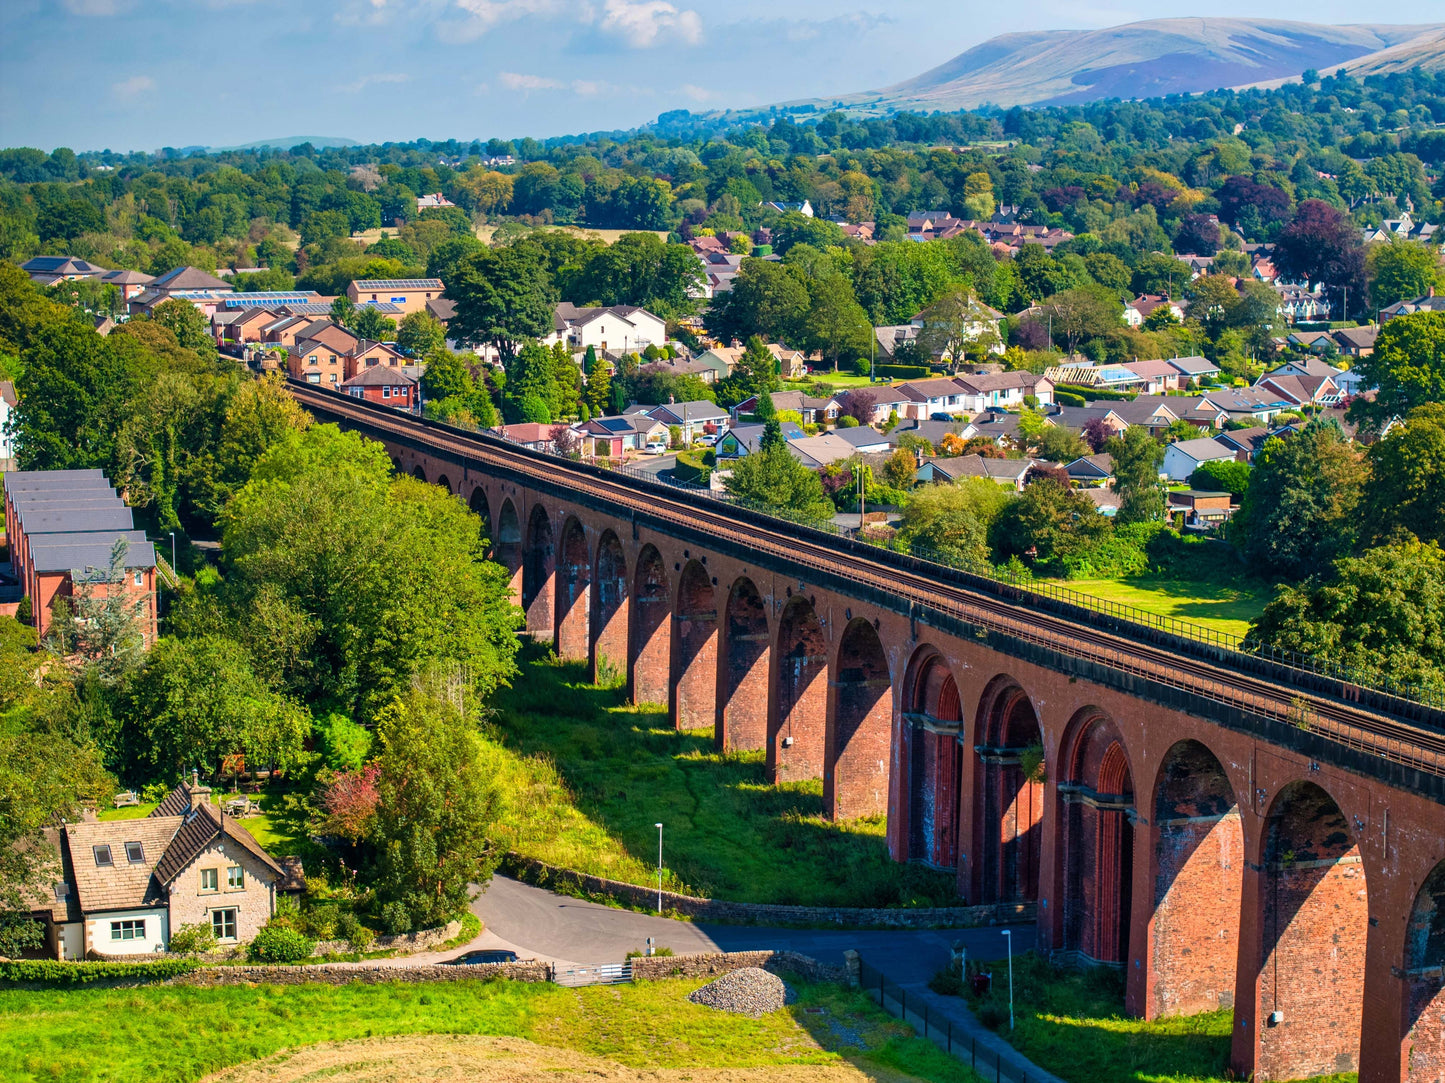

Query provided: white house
[760,200,813,217]
[1162,437,1237,481]
[547,303,666,355]
[0,381,15,467]
[1123,295,1185,328]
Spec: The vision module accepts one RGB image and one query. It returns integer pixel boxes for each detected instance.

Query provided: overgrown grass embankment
[484,644,959,908]
[957,952,1353,1083]
[1,977,983,1083]
[1060,574,1272,640]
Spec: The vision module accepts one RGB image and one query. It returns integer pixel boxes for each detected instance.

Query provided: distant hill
[782,19,1443,115]
[211,136,360,152]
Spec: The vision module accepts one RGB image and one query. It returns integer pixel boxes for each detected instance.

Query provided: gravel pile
[687,967,794,1017]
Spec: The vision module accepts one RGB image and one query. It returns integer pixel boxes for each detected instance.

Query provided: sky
[0,0,1396,153]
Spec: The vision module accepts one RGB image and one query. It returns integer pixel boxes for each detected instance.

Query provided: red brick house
[340,366,417,409]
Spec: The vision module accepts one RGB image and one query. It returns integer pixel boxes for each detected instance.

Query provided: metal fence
[859,959,1043,1083]
[554,962,632,986]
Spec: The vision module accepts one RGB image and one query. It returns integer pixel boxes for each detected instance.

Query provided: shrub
[381,901,413,936]
[247,925,316,963]
[976,1001,1007,1029]
[140,781,171,804]
[167,922,217,956]
[875,363,931,380]
[1053,389,1086,407]
[14,594,31,626]
[929,969,965,996]
[837,415,859,428]
[301,903,339,941]
[0,959,198,985]
[347,924,376,952]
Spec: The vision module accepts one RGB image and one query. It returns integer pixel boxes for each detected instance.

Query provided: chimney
[189,768,210,812]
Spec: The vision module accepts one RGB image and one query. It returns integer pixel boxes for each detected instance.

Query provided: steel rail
[289,384,1445,779]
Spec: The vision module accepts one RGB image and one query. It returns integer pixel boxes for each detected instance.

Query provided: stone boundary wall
[169,961,551,986]
[501,853,1036,929]
[631,950,844,984]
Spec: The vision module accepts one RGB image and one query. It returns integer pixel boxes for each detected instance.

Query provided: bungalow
[637,356,724,385]
[1045,362,1147,393]
[340,366,417,410]
[716,422,806,458]
[1256,372,1341,409]
[1049,405,1127,440]
[760,200,813,217]
[26,778,287,959]
[548,303,667,355]
[827,426,892,454]
[1097,397,1182,436]
[921,454,1038,492]
[1331,326,1377,359]
[687,347,743,382]
[1381,289,1445,323]
[1168,489,1235,530]
[1214,426,1270,463]
[1065,453,1114,487]
[1119,359,1189,394]
[786,433,863,469]
[647,400,730,442]
[729,390,839,426]
[1122,295,1184,328]
[1164,355,1222,383]
[1196,386,1297,426]
[493,423,563,452]
[346,278,445,318]
[573,415,667,457]
[1162,437,1237,481]
[954,371,1053,412]
[893,377,974,419]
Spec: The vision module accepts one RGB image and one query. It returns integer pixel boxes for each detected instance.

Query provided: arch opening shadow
[974,679,1044,905]
[435,474,452,494]
[629,545,670,706]
[1147,740,1242,1019]
[590,530,628,686]
[770,595,827,785]
[495,498,522,606]
[718,577,769,752]
[522,504,555,638]
[1059,713,1134,968]
[1254,781,1368,1080]
[1404,860,1445,1081]
[671,560,717,731]
[828,618,892,821]
[555,518,590,662]
[904,650,963,869]
[468,487,492,557]
[411,465,427,482]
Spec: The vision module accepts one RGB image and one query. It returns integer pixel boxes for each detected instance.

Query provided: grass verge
[956,952,1353,1083]
[484,643,958,908]
[0,976,983,1083]
[1059,574,1272,640]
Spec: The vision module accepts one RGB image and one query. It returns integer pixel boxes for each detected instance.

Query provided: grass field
[485,644,958,908]
[0,977,982,1083]
[958,953,1353,1083]
[1059,575,1273,641]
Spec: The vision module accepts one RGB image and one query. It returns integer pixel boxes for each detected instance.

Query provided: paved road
[627,453,678,475]
[468,875,1034,983]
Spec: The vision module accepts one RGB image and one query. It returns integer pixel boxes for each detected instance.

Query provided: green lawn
[0,977,982,1083]
[1056,575,1274,641]
[98,793,306,859]
[485,644,958,907]
[783,374,893,391]
[957,952,1352,1083]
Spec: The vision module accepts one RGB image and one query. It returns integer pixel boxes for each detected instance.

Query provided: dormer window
[125,841,145,864]
[93,844,113,867]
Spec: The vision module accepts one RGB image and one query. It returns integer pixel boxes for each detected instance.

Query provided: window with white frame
[110,919,145,941]
[227,865,243,890]
[200,868,218,892]
[211,908,237,940]
[133,570,143,586]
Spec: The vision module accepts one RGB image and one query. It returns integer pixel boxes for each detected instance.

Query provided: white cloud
[599,0,700,46]
[341,72,410,93]
[679,83,714,102]
[498,71,564,91]
[62,0,128,13]
[449,0,574,39]
[112,75,155,98]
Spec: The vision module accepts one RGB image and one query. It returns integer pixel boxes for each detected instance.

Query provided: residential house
[346,340,407,378]
[892,377,975,418]
[873,324,920,362]
[1164,356,1222,383]
[1381,288,1445,323]
[1049,404,1128,440]
[729,390,838,426]
[573,415,667,457]
[416,193,456,210]
[760,200,813,217]
[1162,437,1237,481]
[1097,396,1183,436]
[1168,489,1235,530]
[1065,453,1114,487]
[1274,284,1331,323]
[1196,386,1297,426]
[288,339,348,386]
[101,269,154,300]
[955,372,1053,412]
[1331,326,1378,359]
[20,255,109,286]
[1118,359,1190,394]
[141,265,234,298]
[921,454,1038,492]
[966,410,1051,448]
[346,278,445,317]
[785,433,865,469]
[1214,426,1270,463]
[827,426,892,454]
[688,346,744,382]
[1122,295,1185,328]
[886,418,971,449]
[636,356,724,385]
[646,400,730,442]
[28,779,286,959]
[1045,362,1147,393]
[1256,371,1342,409]
[548,302,666,354]
[493,423,563,452]
[906,303,1007,359]
[340,366,417,410]
[716,422,806,458]
[0,382,15,468]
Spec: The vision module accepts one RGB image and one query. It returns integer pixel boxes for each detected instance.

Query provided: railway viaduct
[292,383,1445,1082]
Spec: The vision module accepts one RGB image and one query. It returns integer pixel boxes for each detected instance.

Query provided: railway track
[290,384,1445,780]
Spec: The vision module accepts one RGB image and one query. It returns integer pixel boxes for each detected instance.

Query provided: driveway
[464,875,1034,983]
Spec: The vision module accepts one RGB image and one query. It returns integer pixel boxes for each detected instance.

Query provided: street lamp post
[1001,929,1015,1031]
[654,822,664,914]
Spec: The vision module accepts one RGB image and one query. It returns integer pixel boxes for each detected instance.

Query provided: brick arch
[435,473,452,494]
[411,464,427,482]
[770,594,827,786]
[590,529,628,686]
[1404,860,1445,1081]
[494,496,522,604]
[671,560,717,731]
[555,516,590,663]
[1057,710,1135,966]
[1250,779,1369,1080]
[522,503,555,638]
[1146,738,1243,1020]
[972,676,1044,905]
[901,646,964,868]
[629,544,670,706]
[827,617,892,821]
[467,485,492,553]
[391,457,403,474]
[717,575,769,752]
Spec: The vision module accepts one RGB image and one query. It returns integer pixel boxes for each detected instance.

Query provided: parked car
[645,440,669,455]
[695,433,718,447]
[449,949,519,965]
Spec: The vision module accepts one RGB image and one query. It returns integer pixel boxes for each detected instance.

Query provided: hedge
[1056,383,1137,402]
[874,364,931,381]
[1053,389,1086,408]
[0,959,200,985]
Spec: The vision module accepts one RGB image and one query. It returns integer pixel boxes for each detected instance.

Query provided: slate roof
[949,454,1036,480]
[100,269,154,285]
[353,279,443,291]
[18,506,133,535]
[22,256,108,276]
[648,400,728,424]
[150,266,233,292]
[1165,356,1220,377]
[1167,437,1234,463]
[1066,453,1114,478]
[341,367,416,388]
[29,534,155,575]
[4,469,107,490]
